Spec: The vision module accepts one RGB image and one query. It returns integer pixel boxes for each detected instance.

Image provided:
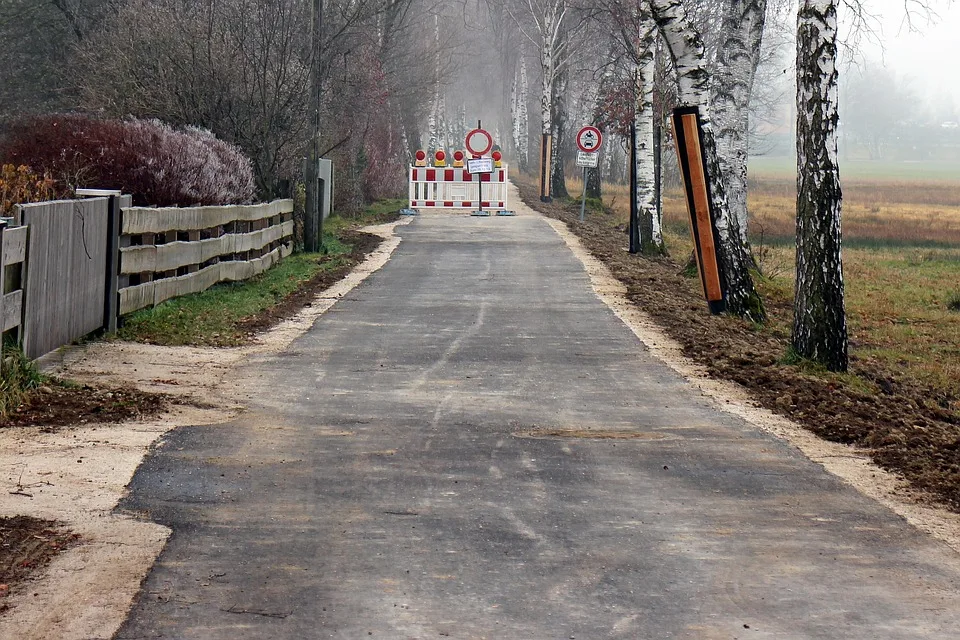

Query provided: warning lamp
[414,149,427,167]
[433,150,447,167]
[492,150,503,168]
[452,150,465,168]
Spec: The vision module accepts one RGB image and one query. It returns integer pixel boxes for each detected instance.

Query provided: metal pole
[477,119,483,213]
[579,166,587,222]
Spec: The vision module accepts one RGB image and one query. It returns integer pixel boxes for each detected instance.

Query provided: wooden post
[103,195,120,333]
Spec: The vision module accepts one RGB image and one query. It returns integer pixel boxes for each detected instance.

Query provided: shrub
[947,290,960,312]
[0,164,66,215]
[0,343,45,419]
[0,115,255,206]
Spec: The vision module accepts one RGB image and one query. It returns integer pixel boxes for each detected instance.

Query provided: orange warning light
[433,150,446,167]
[492,150,503,168]
[452,150,465,168]
[414,150,427,167]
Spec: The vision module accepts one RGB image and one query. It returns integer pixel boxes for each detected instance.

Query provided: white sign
[467,157,494,174]
[576,151,599,168]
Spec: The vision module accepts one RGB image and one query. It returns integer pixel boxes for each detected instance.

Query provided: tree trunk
[517,46,530,172]
[793,0,847,371]
[551,54,568,198]
[711,0,767,243]
[651,0,765,322]
[635,10,664,255]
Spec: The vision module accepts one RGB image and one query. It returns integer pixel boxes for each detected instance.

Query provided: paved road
[117,207,960,639]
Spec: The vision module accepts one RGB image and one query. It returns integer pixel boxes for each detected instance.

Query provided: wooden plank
[121,199,294,235]
[2,290,22,332]
[119,221,294,274]
[2,226,28,266]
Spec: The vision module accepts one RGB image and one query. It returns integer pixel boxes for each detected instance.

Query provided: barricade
[408,165,510,212]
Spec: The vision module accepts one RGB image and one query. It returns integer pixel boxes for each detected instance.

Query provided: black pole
[629,121,639,254]
[477,119,483,213]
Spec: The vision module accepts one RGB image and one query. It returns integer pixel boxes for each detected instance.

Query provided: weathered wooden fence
[14,199,112,359]
[0,222,27,342]
[118,200,294,315]
[2,197,293,360]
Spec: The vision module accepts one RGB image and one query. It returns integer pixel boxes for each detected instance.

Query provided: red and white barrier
[408,165,510,211]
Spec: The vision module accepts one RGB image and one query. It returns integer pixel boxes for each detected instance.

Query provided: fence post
[0,219,6,359]
[103,195,120,333]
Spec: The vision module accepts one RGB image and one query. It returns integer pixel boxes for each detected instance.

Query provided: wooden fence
[118,200,294,315]
[15,199,112,359]
[1,197,293,360]
[0,223,27,342]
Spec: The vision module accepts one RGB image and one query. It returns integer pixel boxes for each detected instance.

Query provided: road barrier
[407,165,510,212]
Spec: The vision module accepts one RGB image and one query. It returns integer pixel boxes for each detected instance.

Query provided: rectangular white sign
[576,151,599,168]
[467,157,494,174]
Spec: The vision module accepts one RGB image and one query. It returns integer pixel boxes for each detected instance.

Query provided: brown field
[566,168,960,404]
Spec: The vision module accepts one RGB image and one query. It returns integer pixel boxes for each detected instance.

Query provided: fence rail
[118,200,294,315]
[0,224,27,337]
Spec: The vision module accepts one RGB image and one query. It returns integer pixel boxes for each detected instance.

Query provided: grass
[570,161,960,409]
[0,343,46,419]
[117,199,402,346]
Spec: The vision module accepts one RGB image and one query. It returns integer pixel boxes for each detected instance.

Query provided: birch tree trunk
[711,0,767,243]
[793,0,847,371]
[518,46,530,171]
[650,0,765,322]
[427,13,441,153]
[635,10,664,254]
[551,51,569,198]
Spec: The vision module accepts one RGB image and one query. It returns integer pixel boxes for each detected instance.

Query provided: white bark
[427,13,441,153]
[650,0,764,320]
[794,0,846,371]
[634,10,663,253]
[518,48,530,170]
[711,0,767,242]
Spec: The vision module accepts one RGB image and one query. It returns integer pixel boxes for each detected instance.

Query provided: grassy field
[567,160,960,406]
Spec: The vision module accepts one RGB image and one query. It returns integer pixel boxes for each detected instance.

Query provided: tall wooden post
[305,0,324,252]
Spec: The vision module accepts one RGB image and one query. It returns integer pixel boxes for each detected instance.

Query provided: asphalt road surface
[117,208,960,639]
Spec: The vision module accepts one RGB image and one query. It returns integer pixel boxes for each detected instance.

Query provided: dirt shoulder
[0,218,410,640]
[514,178,960,548]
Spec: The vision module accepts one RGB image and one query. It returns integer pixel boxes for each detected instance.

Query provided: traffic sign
[467,157,494,174]
[576,126,603,153]
[576,151,599,168]
[465,128,493,156]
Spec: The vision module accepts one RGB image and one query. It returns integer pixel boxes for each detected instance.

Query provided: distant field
[566,161,960,406]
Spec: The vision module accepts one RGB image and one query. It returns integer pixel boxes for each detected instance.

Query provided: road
[116,203,960,639]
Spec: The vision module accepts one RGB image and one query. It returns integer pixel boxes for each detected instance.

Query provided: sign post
[575,126,603,222]
[465,121,494,216]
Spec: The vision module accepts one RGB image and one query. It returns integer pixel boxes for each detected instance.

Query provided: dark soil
[0,516,81,613]
[237,230,384,335]
[516,179,960,513]
[2,382,170,432]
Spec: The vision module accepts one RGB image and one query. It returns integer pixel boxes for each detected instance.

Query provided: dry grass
[567,166,960,407]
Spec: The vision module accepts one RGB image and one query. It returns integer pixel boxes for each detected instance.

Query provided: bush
[947,290,960,312]
[0,343,45,419]
[0,164,66,215]
[0,114,255,206]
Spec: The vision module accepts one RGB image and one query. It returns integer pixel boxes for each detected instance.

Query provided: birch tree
[633,7,664,254]
[793,0,846,370]
[650,0,765,321]
[509,0,568,200]
[510,44,531,171]
[710,0,767,243]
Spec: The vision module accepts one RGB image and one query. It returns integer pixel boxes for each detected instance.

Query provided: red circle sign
[576,126,603,153]
[465,128,493,156]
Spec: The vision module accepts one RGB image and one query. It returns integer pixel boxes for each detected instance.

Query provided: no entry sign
[576,126,603,153]
[465,128,493,156]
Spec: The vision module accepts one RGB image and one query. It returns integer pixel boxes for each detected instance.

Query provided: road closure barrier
[407,165,510,211]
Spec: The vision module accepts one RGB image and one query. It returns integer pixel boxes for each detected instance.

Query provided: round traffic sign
[465,128,493,156]
[576,126,603,153]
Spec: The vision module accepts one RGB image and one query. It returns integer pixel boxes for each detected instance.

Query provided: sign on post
[465,128,493,157]
[576,126,603,154]
[576,151,599,168]
[575,126,603,221]
[467,157,494,174]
